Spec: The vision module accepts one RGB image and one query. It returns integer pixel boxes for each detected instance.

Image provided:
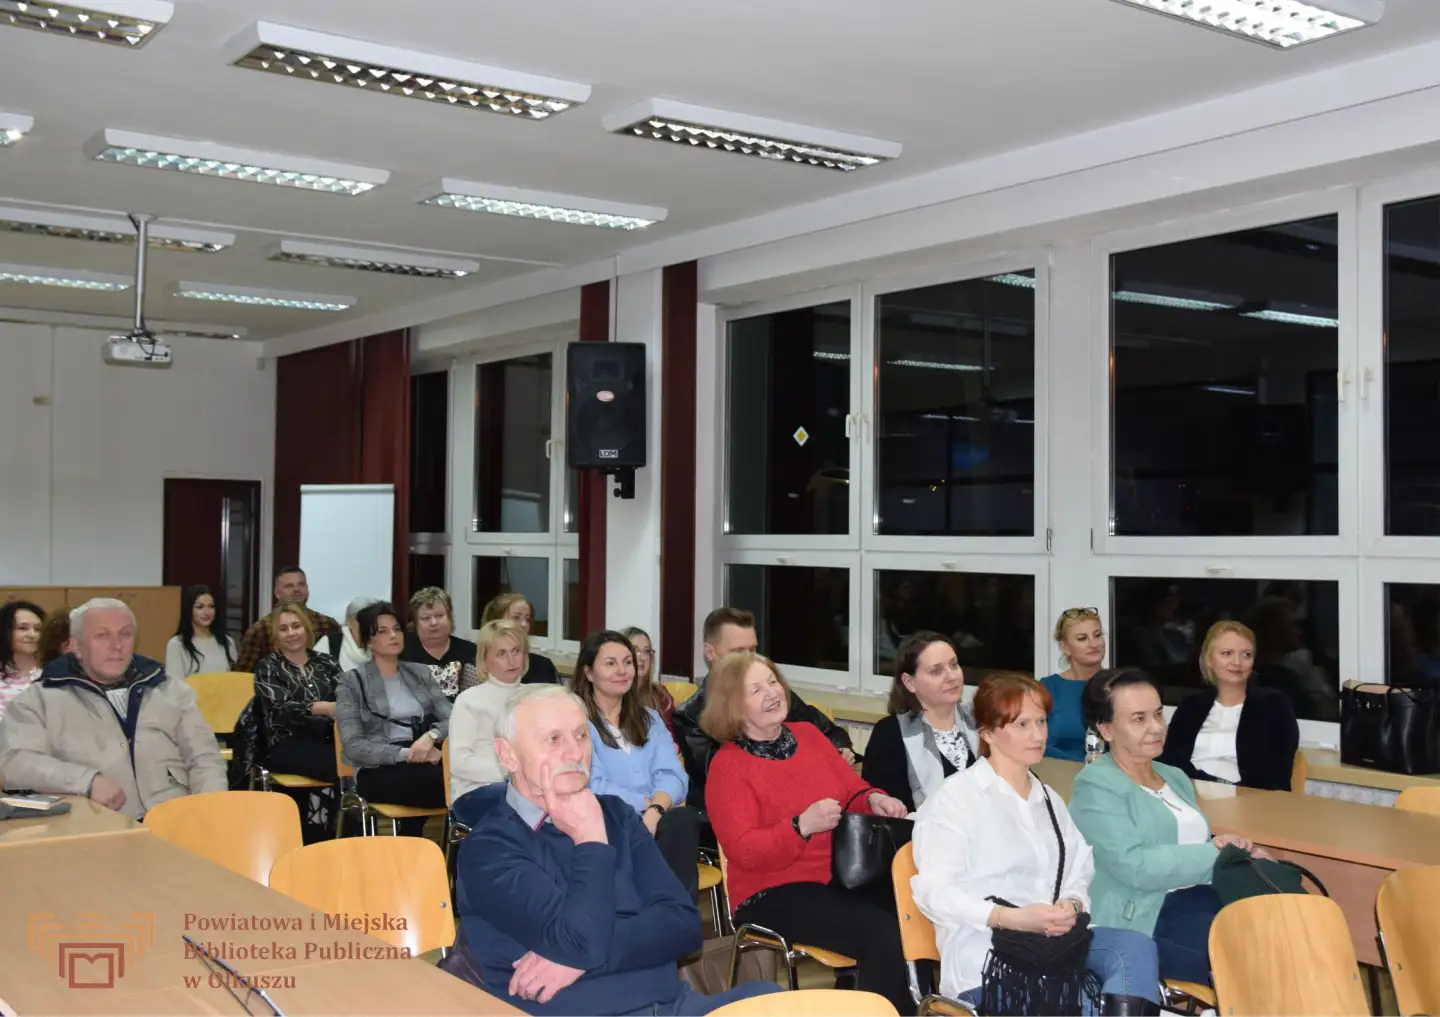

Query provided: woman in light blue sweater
[572,629,700,901]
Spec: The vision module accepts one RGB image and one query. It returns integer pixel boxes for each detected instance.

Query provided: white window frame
[860,250,1051,556]
[1358,167,1440,559]
[860,551,1052,696]
[1090,191,1360,559]
[720,550,860,693]
[452,336,580,651]
[1098,553,1358,748]
[717,286,864,555]
[1359,556,1440,687]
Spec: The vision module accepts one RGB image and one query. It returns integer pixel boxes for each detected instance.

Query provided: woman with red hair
[912,674,1160,1016]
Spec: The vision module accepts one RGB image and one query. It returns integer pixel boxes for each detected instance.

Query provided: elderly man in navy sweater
[455,685,778,1016]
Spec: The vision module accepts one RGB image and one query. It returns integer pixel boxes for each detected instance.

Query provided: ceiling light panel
[0,262,130,290]
[0,206,234,252]
[0,0,172,47]
[1109,0,1384,48]
[85,129,389,196]
[602,98,902,172]
[224,22,590,120]
[267,239,479,278]
[421,179,666,230]
[0,110,33,146]
[174,282,354,311]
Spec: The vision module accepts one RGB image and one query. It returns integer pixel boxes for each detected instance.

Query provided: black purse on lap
[830,787,913,891]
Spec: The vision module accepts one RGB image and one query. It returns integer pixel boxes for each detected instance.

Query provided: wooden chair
[441,741,470,880]
[1209,894,1367,1016]
[719,849,858,991]
[1377,865,1440,1016]
[333,727,447,837]
[186,671,254,761]
[890,842,976,1015]
[145,791,301,886]
[710,989,898,1017]
[1291,751,1309,794]
[268,836,454,956]
[663,680,699,707]
[698,862,726,934]
[1394,786,1440,816]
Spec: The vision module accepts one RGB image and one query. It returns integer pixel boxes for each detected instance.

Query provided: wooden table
[0,796,144,849]
[0,832,519,1015]
[1034,758,1440,966]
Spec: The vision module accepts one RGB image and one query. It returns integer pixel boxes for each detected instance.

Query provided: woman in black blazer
[862,631,979,812]
[1160,620,1300,792]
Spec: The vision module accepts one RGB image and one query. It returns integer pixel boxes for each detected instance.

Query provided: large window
[875,568,1035,682]
[725,563,851,676]
[1110,575,1340,722]
[1384,195,1440,536]
[874,274,1036,537]
[1110,216,1340,538]
[474,353,552,534]
[1385,582,1440,686]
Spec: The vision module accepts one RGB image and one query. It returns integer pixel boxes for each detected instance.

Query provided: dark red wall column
[659,262,698,678]
[576,280,610,636]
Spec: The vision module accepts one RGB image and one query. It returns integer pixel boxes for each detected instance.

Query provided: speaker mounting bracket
[607,467,637,500]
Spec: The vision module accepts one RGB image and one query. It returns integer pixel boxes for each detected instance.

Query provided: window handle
[1336,368,1352,404]
[844,413,855,439]
[544,439,553,460]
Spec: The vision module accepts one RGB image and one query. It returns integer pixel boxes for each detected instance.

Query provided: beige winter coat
[0,655,227,819]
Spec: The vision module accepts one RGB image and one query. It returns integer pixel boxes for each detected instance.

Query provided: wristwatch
[427,727,444,746]
[791,816,811,841]
[646,803,666,818]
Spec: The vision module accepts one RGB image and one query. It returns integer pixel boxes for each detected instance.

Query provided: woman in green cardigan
[1069,668,1262,986]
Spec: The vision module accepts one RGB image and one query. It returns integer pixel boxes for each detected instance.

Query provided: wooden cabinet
[0,586,180,662]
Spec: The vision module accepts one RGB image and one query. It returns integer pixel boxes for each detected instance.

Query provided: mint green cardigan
[1069,755,1220,936]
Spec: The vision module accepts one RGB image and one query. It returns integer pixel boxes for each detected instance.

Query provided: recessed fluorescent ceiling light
[421,179,666,230]
[85,129,388,196]
[985,273,1038,289]
[1109,0,1384,48]
[1241,308,1339,327]
[601,98,901,172]
[224,21,590,119]
[0,0,172,47]
[1113,290,1231,311]
[0,110,33,146]
[0,206,234,252]
[0,262,130,290]
[174,282,354,311]
[266,239,479,278]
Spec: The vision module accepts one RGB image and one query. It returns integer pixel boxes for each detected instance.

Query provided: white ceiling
[3,0,1440,340]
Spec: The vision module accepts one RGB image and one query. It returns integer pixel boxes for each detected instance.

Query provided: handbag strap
[842,786,877,812]
[1035,774,1065,905]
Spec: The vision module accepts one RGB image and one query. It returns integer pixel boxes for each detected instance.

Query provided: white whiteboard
[299,484,394,624]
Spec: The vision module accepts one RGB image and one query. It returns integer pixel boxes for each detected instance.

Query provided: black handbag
[830,788,913,891]
[1339,683,1439,775]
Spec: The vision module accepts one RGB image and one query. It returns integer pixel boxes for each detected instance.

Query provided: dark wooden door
[162,479,262,635]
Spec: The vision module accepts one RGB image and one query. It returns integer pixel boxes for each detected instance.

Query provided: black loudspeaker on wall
[566,342,646,494]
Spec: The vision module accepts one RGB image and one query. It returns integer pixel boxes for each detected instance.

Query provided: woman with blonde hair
[481,592,559,685]
[448,619,529,826]
[1040,607,1108,761]
[253,601,344,783]
[1159,619,1299,791]
[620,625,677,740]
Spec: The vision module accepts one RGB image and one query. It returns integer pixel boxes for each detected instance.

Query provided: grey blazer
[336,660,452,768]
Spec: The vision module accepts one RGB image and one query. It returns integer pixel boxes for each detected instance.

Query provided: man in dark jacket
[673,607,855,811]
[454,685,776,1016]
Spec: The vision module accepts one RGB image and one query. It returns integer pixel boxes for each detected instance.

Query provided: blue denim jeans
[963,926,1160,1013]
[1153,884,1223,986]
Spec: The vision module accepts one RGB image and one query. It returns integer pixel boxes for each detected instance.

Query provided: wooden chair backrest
[186,672,254,735]
[709,989,898,1016]
[1209,894,1367,1016]
[333,724,355,780]
[663,680,699,707]
[1377,865,1440,1017]
[1394,786,1440,816]
[442,740,453,807]
[890,841,939,963]
[268,837,455,955]
[1290,751,1309,794]
[145,791,301,886]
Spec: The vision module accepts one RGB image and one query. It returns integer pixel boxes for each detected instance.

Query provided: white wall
[0,324,275,586]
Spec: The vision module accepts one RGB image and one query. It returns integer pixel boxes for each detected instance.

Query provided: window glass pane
[1110,576,1339,721]
[472,555,550,638]
[563,558,581,643]
[875,273,1035,536]
[564,468,579,534]
[875,569,1034,681]
[1385,583,1440,686]
[474,353,552,533]
[1384,196,1440,535]
[726,302,850,536]
[1110,216,1339,537]
[409,371,449,534]
[724,564,849,672]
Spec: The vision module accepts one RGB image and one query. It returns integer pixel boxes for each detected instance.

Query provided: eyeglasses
[184,935,284,1015]
[1061,607,1100,619]
[637,648,656,659]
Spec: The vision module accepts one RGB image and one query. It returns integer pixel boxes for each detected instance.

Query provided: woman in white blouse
[913,674,1161,1016]
[164,586,237,677]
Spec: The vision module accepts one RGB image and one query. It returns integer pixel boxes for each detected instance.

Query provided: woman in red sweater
[702,651,911,1013]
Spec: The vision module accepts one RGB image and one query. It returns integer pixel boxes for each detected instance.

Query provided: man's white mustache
[551,762,589,777]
